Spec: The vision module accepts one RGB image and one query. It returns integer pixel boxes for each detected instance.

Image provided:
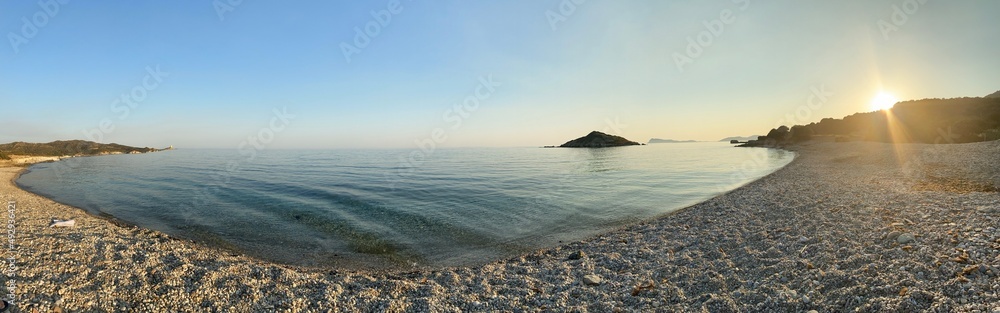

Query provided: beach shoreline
[2,141,998,312]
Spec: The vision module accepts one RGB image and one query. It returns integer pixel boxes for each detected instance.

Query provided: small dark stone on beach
[567,251,587,260]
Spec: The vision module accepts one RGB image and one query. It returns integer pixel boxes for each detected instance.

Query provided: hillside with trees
[744,97,1000,146]
[0,140,163,159]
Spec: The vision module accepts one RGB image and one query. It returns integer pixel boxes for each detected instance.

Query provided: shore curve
[1,141,997,312]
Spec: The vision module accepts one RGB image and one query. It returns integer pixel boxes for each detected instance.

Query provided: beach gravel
[1,141,997,312]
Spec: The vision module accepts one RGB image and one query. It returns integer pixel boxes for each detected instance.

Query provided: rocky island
[559,131,641,148]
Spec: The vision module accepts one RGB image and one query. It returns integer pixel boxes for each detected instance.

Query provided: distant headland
[557,131,641,148]
[739,95,1000,147]
[0,140,172,164]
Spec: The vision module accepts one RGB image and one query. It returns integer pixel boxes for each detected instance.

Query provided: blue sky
[1,1,998,149]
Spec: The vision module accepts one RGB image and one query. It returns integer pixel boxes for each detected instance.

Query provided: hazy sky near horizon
[1,1,998,149]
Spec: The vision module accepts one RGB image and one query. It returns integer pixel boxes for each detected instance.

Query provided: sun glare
[870,92,899,111]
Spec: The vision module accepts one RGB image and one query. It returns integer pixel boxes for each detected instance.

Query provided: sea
[16,142,793,269]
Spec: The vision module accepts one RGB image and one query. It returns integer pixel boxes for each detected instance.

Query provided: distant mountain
[0,140,166,158]
[648,138,698,144]
[987,90,1000,98]
[718,136,761,142]
[559,131,641,148]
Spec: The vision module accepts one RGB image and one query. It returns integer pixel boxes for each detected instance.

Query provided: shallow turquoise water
[17,143,792,269]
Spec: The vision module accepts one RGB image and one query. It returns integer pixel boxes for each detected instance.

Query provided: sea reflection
[575,146,629,173]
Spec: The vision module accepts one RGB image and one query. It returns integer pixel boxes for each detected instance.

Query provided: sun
[870,92,899,111]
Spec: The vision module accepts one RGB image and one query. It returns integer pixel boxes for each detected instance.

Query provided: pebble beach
[1,141,998,312]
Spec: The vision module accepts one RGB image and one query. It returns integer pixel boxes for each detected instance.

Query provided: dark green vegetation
[560,131,641,148]
[0,140,160,157]
[745,96,1000,146]
[0,151,9,160]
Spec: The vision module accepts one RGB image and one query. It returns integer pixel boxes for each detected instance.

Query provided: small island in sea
[558,131,641,148]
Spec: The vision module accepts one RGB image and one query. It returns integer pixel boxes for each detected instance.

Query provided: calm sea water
[17,143,792,269]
